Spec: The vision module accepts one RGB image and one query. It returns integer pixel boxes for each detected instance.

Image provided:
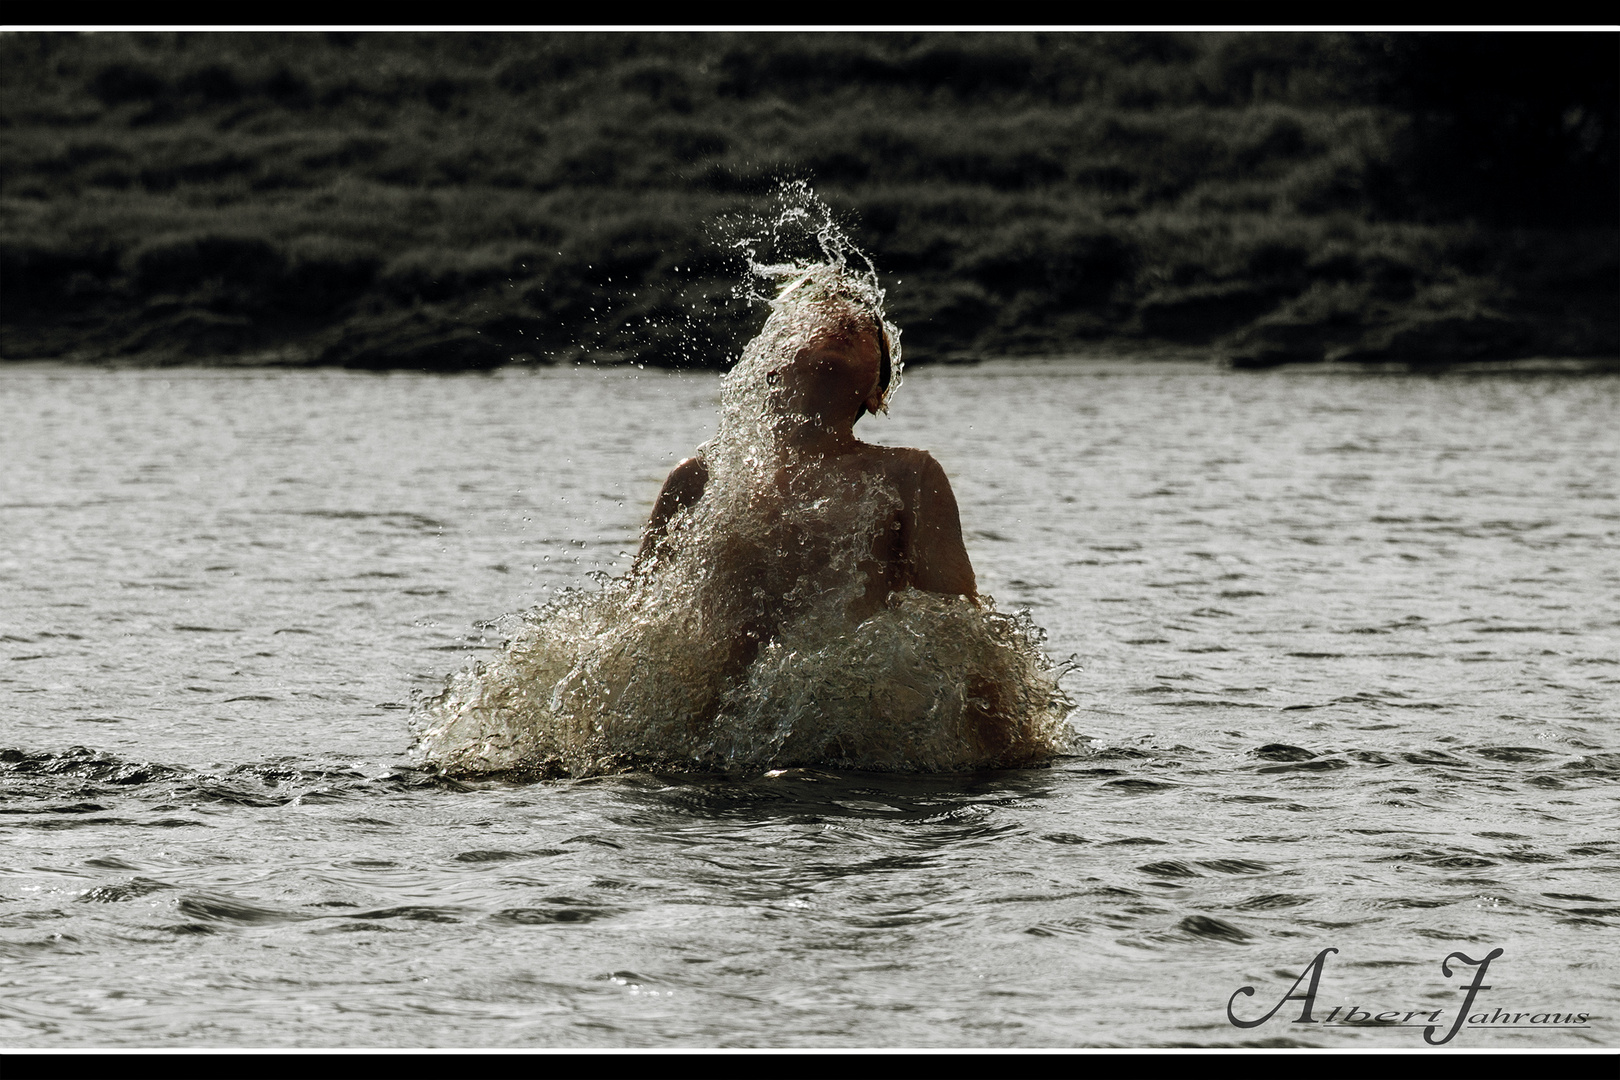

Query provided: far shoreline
[5,352,1617,376]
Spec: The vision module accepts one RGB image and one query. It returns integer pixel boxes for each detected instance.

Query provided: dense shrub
[1,31,1612,366]
[127,233,285,294]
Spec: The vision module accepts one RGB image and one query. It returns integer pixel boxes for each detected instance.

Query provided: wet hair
[856,314,892,423]
[876,315,892,397]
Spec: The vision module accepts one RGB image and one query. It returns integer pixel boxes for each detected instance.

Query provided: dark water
[1,361,1615,1047]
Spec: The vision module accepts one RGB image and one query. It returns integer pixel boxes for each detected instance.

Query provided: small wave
[1177,914,1252,942]
[0,746,439,808]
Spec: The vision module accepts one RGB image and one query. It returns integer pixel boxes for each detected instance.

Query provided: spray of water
[720,179,902,401]
[412,183,1075,778]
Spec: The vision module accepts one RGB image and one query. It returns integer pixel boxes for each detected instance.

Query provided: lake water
[1,359,1616,1048]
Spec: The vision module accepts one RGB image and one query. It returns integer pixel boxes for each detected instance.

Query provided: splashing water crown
[724,181,903,413]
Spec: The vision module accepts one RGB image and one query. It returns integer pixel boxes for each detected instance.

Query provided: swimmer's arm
[907,453,978,600]
[633,454,708,569]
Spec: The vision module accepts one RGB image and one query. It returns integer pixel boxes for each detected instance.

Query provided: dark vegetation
[1,31,1614,370]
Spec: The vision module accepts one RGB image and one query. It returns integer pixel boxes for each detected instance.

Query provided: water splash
[726,180,882,302]
[412,184,1074,778]
[413,584,1075,778]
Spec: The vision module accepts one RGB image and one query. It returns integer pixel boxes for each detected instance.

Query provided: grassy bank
[2,31,1614,370]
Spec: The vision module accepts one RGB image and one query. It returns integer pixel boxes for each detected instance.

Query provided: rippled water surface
[2,361,1616,1048]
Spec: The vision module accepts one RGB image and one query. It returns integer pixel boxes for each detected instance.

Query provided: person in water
[413,265,1068,775]
[632,268,987,706]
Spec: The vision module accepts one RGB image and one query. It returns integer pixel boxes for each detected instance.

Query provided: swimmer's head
[765,264,900,419]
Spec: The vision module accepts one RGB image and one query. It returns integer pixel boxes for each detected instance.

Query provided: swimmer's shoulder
[855,441,927,463]
[857,442,944,483]
[670,451,709,483]
[656,452,710,510]
[853,445,959,513]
